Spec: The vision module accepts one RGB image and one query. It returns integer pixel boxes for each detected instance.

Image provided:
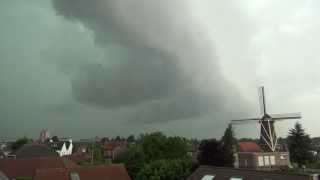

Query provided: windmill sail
[258,86,267,115]
[230,86,302,152]
[270,112,301,120]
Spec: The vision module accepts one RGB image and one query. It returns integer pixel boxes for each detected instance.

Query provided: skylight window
[201,175,215,180]
[230,177,243,180]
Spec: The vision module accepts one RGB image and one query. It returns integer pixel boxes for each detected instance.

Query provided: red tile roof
[34,168,69,180]
[0,156,77,178]
[104,141,127,151]
[33,164,131,180]
[76,164,131,180]
[66,153,90,163]
[238,141,261,152]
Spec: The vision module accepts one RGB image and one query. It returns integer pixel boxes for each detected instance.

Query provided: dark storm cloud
[52,0,248,122]
[71,47,186,108]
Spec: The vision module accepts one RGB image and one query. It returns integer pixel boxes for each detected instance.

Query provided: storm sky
[1,0,319,140]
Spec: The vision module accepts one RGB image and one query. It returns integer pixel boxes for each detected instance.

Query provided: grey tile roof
[187,166,314,180]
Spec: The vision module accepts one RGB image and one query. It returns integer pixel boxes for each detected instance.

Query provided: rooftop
[34,164,131,180]
[238,141,261,152]
[12,144,58,158]
[0,156,77,178]
[187,166,314,180]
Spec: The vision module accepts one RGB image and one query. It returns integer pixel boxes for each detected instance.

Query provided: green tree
[93,143,104,163]
[221,124,237,167]
[114,145,145,178]
[136,158,193,180]
[51,136,59,142]
[115,136,122,141]
[141,132,188,161]
[11,137,30,150]
[141,132,168,161]
[127,135,135,143]
[287,122,313,167]
[198,139,225,166]
[115,132,189,179]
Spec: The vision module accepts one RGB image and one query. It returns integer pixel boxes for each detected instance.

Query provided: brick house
[235,141,290,170]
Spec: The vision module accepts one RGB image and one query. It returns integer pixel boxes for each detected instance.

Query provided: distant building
[187,166,318,180]
[39,129,50,143]
[47,139,73,157]
[234,141,290,170]
[103,141,128,162]
[0,141,13,158]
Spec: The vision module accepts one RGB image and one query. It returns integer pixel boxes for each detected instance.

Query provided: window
[244,159,248,167]
[230,177,243,180]
[201,175,215,180]
[258,156,264,166]
[264,156,270,166]
[270,155,275,165]
[280,154,287,160]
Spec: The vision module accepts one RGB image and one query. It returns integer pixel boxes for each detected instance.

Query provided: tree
[287,122,313,167]
[11,137,30,150]
[114,132,189,179]
[136,158,193,180]
[93,143,104,163]
[127,135,135,143]
[221,124,237,167]
[115,136,122,141]
[100,137,109,144]
[197,139,225,166]
[141,132,188,161]
[114,145,146,179]
[51,136,59,142]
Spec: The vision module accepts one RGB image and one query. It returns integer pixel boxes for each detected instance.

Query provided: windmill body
[232,87,301,152]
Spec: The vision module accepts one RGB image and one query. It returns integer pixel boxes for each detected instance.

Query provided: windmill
[231,87,301,152]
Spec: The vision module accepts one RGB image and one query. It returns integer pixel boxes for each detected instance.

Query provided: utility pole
[91,139,94,164]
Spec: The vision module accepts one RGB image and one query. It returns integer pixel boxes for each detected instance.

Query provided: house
[11,144,58,158]
[33,164,131,180]
[48,139,73,157]
[103,141,128,162]
[234,141,290,170]
[72,141,92,155]
[187,166,319,180]
[0,156,77,179]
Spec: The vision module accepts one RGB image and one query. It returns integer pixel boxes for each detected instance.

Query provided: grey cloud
[71,47,186,108]
[52,0,249,123]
